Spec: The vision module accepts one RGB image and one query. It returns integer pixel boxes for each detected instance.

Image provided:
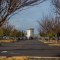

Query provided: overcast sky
[9,0,55,34]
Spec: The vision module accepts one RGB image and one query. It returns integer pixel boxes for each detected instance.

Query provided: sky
[9,0,55,34]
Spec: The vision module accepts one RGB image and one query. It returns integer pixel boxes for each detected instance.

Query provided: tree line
[38,16,60,39]
[38,0,60,42]
[0,0,46,39]
[0,21,25,38]
[0,0,60,40]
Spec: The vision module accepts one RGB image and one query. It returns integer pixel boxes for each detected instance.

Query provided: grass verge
[0,39,16,43]
[40,40,60,46]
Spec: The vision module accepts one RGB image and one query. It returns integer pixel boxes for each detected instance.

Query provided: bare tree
[2,21,14,36]
[38,16,53,35]
[0,0,46,26]
[52,0,60,15]
[38,16,60,42]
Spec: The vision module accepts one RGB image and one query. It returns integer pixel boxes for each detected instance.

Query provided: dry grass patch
[48,43,60,46]
[40,40,60,46]
[0,56,60,60]
[0,56,29,60]
[0,39,16,43]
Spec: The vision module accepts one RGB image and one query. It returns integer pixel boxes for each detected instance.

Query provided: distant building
[26,28,34,39]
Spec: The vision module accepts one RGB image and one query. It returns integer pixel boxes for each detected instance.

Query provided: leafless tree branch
[0,0,46,26]
[52,0,60,15]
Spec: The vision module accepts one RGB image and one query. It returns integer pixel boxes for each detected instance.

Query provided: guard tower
[26,28,34,39]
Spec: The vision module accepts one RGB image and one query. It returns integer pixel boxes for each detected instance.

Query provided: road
[0,39,60,57]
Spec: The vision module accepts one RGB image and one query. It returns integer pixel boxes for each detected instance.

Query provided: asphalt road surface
[0,40,60,57]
